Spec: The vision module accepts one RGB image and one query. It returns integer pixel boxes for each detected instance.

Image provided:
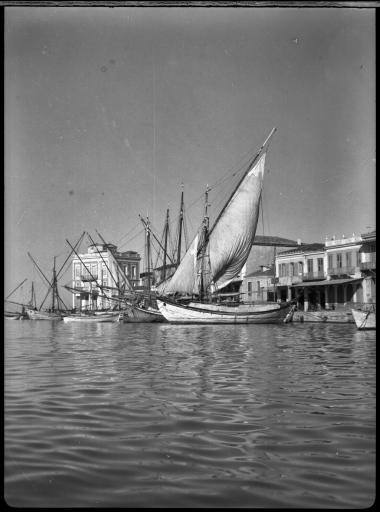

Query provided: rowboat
[121,304,165,323]
[63,312,120,323]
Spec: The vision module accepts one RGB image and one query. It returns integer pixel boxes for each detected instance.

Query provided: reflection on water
[4,321,376,508]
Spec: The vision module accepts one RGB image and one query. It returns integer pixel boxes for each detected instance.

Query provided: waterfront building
[276,242,325,307]
[237,235,299,302]
[276,231,376,311]
[71,243,141,310]
[240,264,276,303]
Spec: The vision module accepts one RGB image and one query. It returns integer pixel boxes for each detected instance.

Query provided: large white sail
[157,129,275,298]
[156,234,199,295]
[206,151,266,291]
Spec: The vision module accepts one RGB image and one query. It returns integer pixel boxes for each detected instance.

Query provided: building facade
[274,231,376,311]
[70,243,141,310]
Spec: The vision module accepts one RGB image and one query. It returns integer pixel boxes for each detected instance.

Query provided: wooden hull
[5,312,26,320]
[63,313,120,323]
[122,305,165,323]
[293,310,354,324]
[351,309,376,330]
[156,298,293,324]
[27,309,63,320]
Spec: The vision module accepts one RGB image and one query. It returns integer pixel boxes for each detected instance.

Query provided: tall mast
[145,217,152,292]
[52,256,57,311]
[177,186,184,266]
[199,186,210,300]
[162,208,170,281]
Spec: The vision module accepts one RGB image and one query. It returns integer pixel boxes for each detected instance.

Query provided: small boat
[4,279,29,320]
[156,128,294,324]
[26,309,64,321]
[26,255,70,320]
[351,305,376,330]
[63,311,120,323]
[4,310,26,320]
[121,303,165,323]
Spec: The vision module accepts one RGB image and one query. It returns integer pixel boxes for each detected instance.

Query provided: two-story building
[278,231,376,311]
[70,243,141,310]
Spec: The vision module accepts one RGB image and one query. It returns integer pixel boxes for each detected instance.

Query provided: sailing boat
[156,128,294,324]
[4,278,29,319]
[26,255,68,320]
[122,216,165,323]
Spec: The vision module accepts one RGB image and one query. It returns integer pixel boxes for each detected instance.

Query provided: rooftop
[252,235,299,247]
[277,243,325,256]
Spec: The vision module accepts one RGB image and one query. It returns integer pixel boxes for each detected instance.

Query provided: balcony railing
[80,273,98,282]
[303,271,325,281]
[360,258,376,270]
[327,266,357,276]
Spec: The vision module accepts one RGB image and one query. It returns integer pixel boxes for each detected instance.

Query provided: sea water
[4,320,376,508]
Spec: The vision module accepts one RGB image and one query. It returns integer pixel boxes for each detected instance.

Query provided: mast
[199,186,210,300]
[162,208,170,281]
[5,278,27,300]
[139,216,175,266]
[145,217,152,293]
[30,281,36,309]
[95,230,135,291]
[52,256,56,311]
[177,187,184,266]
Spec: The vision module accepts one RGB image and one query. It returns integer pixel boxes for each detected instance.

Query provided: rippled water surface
[5,321,376,508]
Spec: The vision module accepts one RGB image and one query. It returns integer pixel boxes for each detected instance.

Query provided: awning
[292,277,363,288]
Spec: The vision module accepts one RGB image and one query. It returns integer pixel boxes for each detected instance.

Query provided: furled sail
[156,234,199,295]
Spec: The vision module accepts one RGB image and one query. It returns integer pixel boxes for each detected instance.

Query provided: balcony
[278,275,303,286]
[303,271,325,281]
[327,266,357,277]
[360,257,376,270]
[80,273,98,282]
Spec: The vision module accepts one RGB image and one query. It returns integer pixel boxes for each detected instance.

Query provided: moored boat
[351,305,376,330]
[156,128,294,324]
[157,297,292,324]
[26,308,64,320]
[63,311,120,323]
[121,303,165,323]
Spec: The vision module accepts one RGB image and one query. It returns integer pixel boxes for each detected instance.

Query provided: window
[317,258,323,272]
[257,281,261,298]
[307,259,313,273]
[346,252,352,267]
[328,254,333,269]
[356,251,361,266]
[290,262,294,276]
[74,263,81,279]
[131,265,136,279]
[91,263,98,276]
[248,282,252,297]
[102,263,107,278]
[337,253,342,268]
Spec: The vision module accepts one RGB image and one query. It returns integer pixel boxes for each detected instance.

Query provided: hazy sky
[4,5,375,304]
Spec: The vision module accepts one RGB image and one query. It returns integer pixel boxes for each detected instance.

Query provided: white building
[70,243,141,310]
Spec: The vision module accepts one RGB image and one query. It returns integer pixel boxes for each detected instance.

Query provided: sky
[4,4,376,306]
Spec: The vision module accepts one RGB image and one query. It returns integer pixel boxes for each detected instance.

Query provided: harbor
[4,4,375,509]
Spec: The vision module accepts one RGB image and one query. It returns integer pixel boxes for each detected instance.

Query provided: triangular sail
[206,151,266,291]
[158,129,275,298]
[156,234,199,295]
